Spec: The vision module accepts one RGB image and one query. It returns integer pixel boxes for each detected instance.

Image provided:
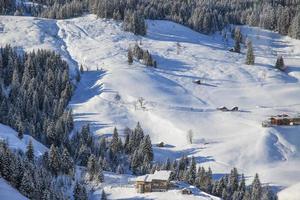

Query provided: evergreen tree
[234,39,241,53]
[245,40,255,65]
[87,154,97,181]
[128,48,133,65]
[19,169,35,198]
[61,148,73,175]
[49,144,60,175]
[101,190,107,200]
[26,140,34,162]
[187,157,196,185]
[251,173,262,200]
[96,165,104,183]
[73,182,88,200]
[140,135,153,164]
[80,64,84,73]
[275,56,286,71]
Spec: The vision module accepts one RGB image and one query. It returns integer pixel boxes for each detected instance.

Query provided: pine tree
[96,165,104,183]
[128,48,133,65]
[61,148,73,175]
[87,154,96,181]
[275,56,286,71]
[289,13,300,39]
[99,137,106,157]
[245,40,255,65]
[222,188,228,200]
[49,144,60,175]
[234,39,241,53]
[101,190,107,200]
[140,135,153,164]
[73,182,88,200]
[80,64,84,74]
[131,150,140,175]
[26,140,34,162]
[187,157,196,185]
[251,173,262,200]
[19,169,35,198]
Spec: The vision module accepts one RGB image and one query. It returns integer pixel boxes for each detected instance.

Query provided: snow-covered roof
[135,170,172,182]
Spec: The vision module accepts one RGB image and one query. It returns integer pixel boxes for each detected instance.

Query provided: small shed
[135,170,172,193]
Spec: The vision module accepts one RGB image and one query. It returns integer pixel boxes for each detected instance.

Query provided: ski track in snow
[1,14,300,198]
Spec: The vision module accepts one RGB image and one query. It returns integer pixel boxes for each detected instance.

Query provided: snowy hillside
[1,14,300,198]
[0,178,28,200]
[0,124,48,156]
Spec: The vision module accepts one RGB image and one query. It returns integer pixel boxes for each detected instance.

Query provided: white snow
[1,14,300,198]
[0,178,28,200]
[0,123,48,156]
[278,182,300,200]
[135,170,172,182]
[91,172,220,200]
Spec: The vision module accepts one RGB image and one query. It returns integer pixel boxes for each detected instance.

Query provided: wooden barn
[135,170,172,193]
[262,114,300,127]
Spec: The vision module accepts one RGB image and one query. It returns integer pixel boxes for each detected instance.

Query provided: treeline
[0,45,73,147]
[88,0,300,38]
[38,0,88,19]
[158,156,277,200]
[3,0,300,38]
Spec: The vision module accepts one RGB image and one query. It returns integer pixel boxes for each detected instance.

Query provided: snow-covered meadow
[1,14,300,199]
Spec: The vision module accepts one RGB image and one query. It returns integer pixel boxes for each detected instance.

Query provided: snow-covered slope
[0,178,28,200]
[0,124,48,156]
[1,14,300,197]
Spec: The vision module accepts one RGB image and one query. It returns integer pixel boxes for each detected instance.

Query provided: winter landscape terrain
[0,13,300,199]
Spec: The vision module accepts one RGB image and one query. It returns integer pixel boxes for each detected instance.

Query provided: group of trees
[0,46,81,199]
[89,0,300,39]
[0,140,73,199]
[39,0,88,19]
[231,27,287,71]
[157,156,277,200]
[128,44,157,67]
[69,122,154,176]
[0,45,74,147]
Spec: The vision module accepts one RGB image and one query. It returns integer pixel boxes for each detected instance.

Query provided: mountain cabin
[135,170,172,193]
[262,114,300,127]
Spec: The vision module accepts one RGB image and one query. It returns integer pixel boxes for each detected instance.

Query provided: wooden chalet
[262,114,300,127]
[135,170,172,193]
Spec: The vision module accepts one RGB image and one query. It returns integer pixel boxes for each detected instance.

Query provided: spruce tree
[73,182,88,200]
[61,148,73,175]
[187,157,196,185]
[97,165,104,183]
[140,135,153,163]
[251,173,262,200]
[19,170,35,198]
[87,154,96,181]
[128,49,133,65]
[275,56,286,71]
[234,39,241,53]
[26,140,34,162]
[101,190,107,200]
[245,40,255,65]
[49,144,60,175]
